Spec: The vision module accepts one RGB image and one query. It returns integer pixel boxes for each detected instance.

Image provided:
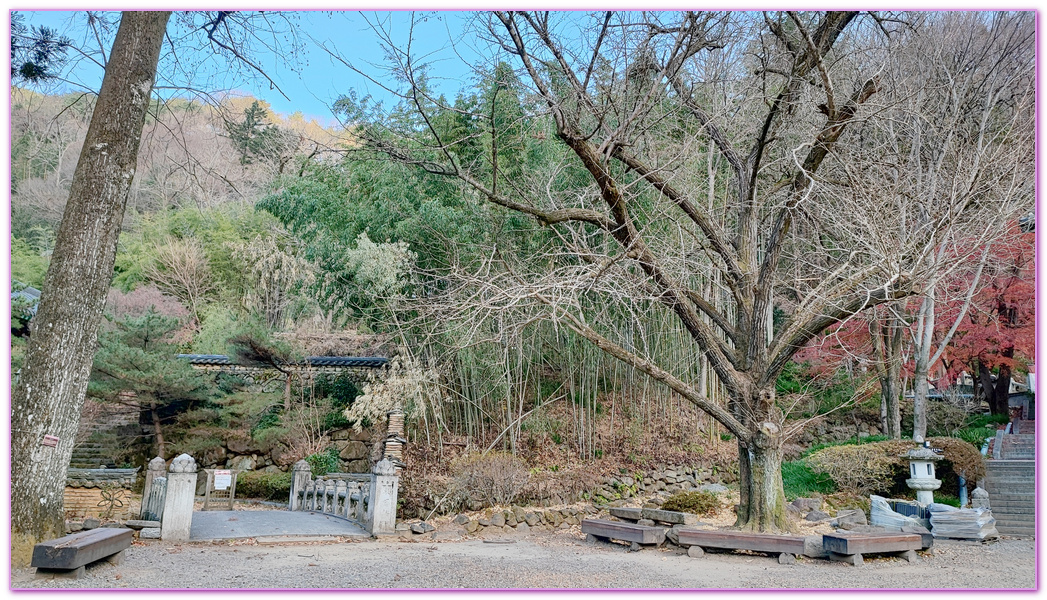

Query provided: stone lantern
[903,445,942,505]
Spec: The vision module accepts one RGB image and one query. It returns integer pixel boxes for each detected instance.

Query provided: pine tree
[88,309,215,458]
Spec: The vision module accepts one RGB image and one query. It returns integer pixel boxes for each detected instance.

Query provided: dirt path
[13,530,1034,590]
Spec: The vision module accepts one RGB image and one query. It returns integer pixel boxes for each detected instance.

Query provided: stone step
[988,506,1036,515]
[986,478,1035,484]
[986,461,1036,469]
[995,527,1036,537]
[984,473,1034,481]
[984,493,1036,502]
[984,478,1036,485]
[988,496,1038,504]
[984,476,1036,484]
[984,474,1035,482]
[995,520,1036,531]
[1000,446,1036,452]
[996,515,1037,522]
[995,512,1037,520]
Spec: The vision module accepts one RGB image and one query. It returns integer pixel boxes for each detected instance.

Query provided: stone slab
[608,507,643,521]
[35,566,86,580]
[641,508,698,525]
[139,528,161,539]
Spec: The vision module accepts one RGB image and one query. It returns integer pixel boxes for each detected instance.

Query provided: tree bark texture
[735,397,788,531]
[870,307,905,439]
[149,402,167,459]
[10,11,170,566]
[980,359,1013,416]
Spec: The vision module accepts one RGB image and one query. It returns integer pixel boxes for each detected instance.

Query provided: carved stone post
[140,456,166,520]
[289,460,313,511]
[367,458,399,536]
[141,477,167,522]
[161,454,197,541]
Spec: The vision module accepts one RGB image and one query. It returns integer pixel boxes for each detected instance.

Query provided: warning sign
[214,470,232,490]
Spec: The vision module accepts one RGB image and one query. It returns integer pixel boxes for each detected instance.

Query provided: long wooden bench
[676,529,806,564]
[581,518,666,551]
[32,528,133,580]
[820,532,922,566]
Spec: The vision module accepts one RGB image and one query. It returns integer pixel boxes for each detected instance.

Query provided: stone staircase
[984,457,1035,537]
[999,433,1036,460]
[69,442,118,469]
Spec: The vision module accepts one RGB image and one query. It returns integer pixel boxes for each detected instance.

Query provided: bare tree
[11,11,171,564]
[341,11,1033,531]
[142,236,216,322]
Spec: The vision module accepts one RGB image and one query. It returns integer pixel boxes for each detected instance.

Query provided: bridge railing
[288,459,399,535]
[292,469,371,523]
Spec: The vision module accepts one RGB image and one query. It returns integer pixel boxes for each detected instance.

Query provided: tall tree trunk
[150,402,167,459]
[994,361,1013,416]
[734,388,789,531]
[913,247,991,441]
[871,306,905,438]
[982,357,1013,416]
[10,11,170,566]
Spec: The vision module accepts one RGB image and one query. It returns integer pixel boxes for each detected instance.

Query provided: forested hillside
[10,10,1034,529]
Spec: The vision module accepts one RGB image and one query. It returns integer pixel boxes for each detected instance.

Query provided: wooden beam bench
[676,529,806,564]
[820,532,923,567]
[32,528,133,580]
[581,518,666,551]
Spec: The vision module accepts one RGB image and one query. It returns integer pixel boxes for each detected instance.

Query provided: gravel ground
[12,529,1035,590]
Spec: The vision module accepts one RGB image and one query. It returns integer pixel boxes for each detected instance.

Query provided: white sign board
[214,470,232,491]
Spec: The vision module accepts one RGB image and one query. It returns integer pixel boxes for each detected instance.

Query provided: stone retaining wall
[194,426,377,474]
[64,468,139,520]
[63,488,134,520]
[590,464,736,504]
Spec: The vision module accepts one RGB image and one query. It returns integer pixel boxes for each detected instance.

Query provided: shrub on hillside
[806,437,985,498]
[449,452,529,509]
[926,436,986,482]
[806,443,903,495]
[236,471,292,501]
[662,490,721,516]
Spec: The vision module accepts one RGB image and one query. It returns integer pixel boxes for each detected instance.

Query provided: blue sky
[16,10,483,126]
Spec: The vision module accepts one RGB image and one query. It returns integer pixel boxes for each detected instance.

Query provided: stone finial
[971,487,991,509]
[148,456,166,472]
[293,459,312,472]
[169,453,197,473]
[373,458,396,476]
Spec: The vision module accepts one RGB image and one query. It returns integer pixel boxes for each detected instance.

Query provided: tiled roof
[66,467,140,488]
[177,354,389,368]
[178,354,232,365]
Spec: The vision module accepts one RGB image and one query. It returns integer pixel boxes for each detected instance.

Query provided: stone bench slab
[676,529,806,556]
[608,507,698,525]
